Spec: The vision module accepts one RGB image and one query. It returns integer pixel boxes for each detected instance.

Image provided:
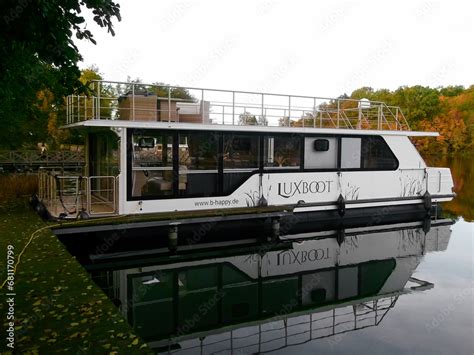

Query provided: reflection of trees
[424,155,473,221]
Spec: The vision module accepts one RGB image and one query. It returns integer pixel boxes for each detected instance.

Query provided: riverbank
[0,199,151,353]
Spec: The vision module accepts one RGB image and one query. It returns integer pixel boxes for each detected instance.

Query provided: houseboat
[35,80,454,231]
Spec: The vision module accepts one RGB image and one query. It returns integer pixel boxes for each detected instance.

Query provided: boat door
[87,130,120,214]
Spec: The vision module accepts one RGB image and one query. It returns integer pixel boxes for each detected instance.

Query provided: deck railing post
[201,89,204,123]
[358,104,362,129]
[288,96,291,127]
[337,99,340,128]
[92,92,95,121]
[395,107,399,130]
[261,93,264,126]
[232,91,235,125]
[66,96,69,124]
[133,83,136,121]
[378,104,382,130]
[313,97,317,128]
[97,81,101,119]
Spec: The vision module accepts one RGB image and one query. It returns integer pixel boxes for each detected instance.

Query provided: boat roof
[64,120,439,137]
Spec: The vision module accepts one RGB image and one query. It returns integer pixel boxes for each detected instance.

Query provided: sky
[75,0,474,98]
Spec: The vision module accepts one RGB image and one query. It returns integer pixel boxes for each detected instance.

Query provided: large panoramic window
[264,135,300,169]
[223,134,259,194]
[223,134,259,169]
[341,136,398,170]
[178,132,219,196]
[131,131,174,197]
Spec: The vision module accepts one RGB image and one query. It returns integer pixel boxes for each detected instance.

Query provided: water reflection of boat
[91,219,452,354]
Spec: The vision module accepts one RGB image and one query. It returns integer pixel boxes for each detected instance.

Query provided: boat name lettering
[277,180,333,198]
[277,248,331,265]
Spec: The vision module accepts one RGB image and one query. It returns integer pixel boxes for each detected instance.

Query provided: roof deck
[66,80,411,131]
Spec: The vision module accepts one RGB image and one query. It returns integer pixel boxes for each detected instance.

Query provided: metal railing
[66,80,410,131]
[38,167,117,218]
[0,150,84,167]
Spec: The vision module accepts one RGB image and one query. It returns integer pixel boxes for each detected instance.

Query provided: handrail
[66,80,410,131]
[37,168,118,218]
[0,151,84,165]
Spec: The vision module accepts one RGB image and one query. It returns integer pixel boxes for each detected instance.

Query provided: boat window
[223,134,259,194]
[304,137,338,169]
[264,135,300,169]
[178,132,219,196]
[131,131,174,197]
[223,134,259,169]
[361,136,398,169]
[341,136,398,170]
[341,137,362,169]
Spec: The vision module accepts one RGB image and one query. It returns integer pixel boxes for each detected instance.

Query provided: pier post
[168,224,178,252]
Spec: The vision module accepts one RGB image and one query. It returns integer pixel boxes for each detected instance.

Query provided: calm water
[90,156,473,355]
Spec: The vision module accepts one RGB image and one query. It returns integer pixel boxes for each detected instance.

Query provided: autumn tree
[0,0,121,149]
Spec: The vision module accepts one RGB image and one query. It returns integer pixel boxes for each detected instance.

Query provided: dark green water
[91,156,473,355]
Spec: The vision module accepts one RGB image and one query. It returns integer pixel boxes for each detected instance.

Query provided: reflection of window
[264,136,300,168]
[131,132,174,197]
[224,134,259,169]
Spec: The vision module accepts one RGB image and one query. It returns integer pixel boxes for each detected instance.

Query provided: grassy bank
[0,199,151,353]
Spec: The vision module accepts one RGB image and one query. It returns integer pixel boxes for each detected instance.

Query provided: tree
[239,111,258,125]
[36,66,105,148]
[257,115,268,126]
[278,116,290,127]
[392,86,441,126]
[438,85,465,97]
[0,0,121,149]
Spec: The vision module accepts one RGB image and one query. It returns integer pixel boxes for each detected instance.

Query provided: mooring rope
[0,214,125,289]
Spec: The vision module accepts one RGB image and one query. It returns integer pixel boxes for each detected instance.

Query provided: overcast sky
[75,0,474,98]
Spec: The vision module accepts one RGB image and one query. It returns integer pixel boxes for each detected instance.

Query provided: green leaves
[0,0,121,149]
